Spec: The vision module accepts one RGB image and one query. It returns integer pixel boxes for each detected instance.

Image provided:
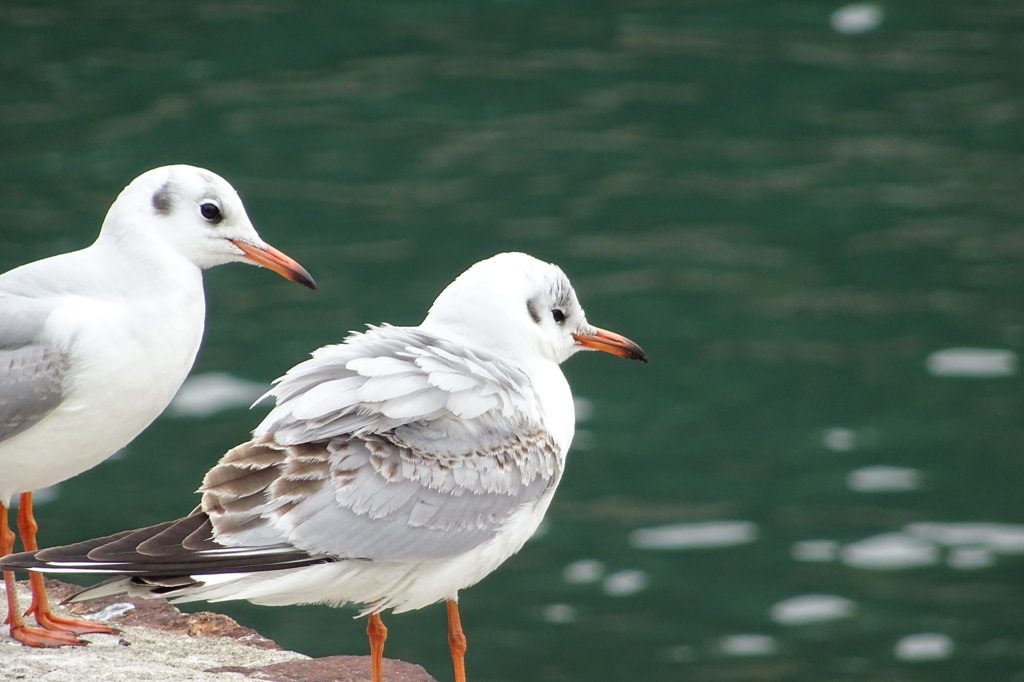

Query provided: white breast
[0,265,206,501]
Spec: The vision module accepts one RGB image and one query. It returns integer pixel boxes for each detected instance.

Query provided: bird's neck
[521,356,575,452]
[90,225,204,298]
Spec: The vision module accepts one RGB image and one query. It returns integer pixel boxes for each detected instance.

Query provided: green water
[2,2,1023,680]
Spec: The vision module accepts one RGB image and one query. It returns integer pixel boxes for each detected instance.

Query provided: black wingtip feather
[0,548,44,571]
[1,510,337,591]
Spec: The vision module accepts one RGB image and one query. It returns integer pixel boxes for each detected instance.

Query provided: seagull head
[100,165,316,289]
[421,252,647,366]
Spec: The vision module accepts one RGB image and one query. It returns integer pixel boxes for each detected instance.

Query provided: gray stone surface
[1,579,437,682]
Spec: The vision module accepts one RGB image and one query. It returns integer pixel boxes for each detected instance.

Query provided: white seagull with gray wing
[0,165,315,649]
[2,252,647,682]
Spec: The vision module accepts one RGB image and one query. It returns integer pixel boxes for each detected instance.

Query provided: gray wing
[255,325,542,444]
[202,325,561,561]
[0,293,68,442]
[200,429,562,562]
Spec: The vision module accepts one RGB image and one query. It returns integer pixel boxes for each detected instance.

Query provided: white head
[421,252,647,366]
[97,165,315,288]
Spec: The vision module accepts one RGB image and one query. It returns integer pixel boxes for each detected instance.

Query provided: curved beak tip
[573,328,649,363]
[231,239,317,290]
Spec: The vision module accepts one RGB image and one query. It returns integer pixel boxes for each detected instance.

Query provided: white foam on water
[895,633,954,661]
[629,520,758,550]
[904,522,1024,554]
[562,559,605,584]
[770,594,857,625]
[168,372,268,417]
[718,634,778,657]
[830,3,884,35]
[540,603,577,624]
[925,348,1016,378]
[573,396,594,422]
[823,427,857,452]
[946,547,995,571]
[847,465,921,493]
[841,532,939,570]
[602,569,649,597]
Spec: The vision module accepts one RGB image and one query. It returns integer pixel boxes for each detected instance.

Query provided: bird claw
[31,610,120,637]
[9,623,86,648]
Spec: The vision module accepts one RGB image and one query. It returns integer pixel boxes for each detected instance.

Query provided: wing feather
[256,325,539,444]
[284,377,363,420]
[0,345,69,442]
[197,427,561,563]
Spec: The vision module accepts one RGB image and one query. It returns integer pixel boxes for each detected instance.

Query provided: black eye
[200,202,222,224]
[551,309,566,324]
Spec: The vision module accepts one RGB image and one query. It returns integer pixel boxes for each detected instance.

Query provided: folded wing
[5,324,564,580]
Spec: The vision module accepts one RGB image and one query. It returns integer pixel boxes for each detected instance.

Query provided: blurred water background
[2,2,1023,680]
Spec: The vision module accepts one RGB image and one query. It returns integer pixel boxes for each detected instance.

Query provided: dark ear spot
[152,181,172,215]
[526,298,541,324]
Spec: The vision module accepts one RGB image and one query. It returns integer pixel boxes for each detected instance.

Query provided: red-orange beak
[229,239,317,290]
[572,326,648,363]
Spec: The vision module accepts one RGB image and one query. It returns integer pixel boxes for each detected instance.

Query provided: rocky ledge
[1,579,437,682]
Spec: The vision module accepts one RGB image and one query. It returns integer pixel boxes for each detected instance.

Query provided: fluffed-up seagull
[0,165,316,647]
[2,252,647,682]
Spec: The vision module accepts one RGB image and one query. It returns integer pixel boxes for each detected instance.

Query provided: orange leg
[367,611,388,682]
[447,599,468,682]
[2,499,82,647]
[18,492,119,637]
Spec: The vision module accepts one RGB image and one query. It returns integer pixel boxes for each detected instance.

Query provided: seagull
[1,252,647,682]
[0,165,316,648]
